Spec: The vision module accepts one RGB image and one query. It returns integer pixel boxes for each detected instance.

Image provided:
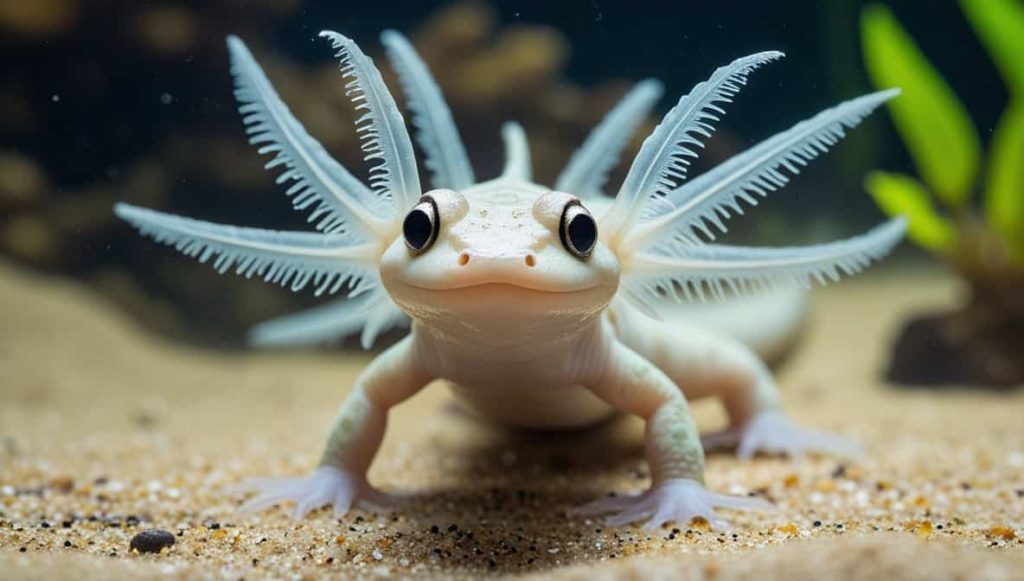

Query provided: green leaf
[960,0,1024,97]
[865,170,957,251]
[984,101,1024,255]
[861,4,981,208]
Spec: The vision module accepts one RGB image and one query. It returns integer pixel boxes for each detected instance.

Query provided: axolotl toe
[115,29,904,529]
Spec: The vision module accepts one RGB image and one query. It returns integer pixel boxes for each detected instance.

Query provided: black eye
[559,201,597,259]
[403,197,439,254]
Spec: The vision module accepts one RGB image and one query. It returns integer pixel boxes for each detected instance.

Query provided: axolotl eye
[403,196,439,254]
[559,201,597,259]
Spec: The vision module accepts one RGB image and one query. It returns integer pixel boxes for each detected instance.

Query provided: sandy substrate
[0,260,1021,579]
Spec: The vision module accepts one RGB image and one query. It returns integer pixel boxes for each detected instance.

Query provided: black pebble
[129,529,175,554]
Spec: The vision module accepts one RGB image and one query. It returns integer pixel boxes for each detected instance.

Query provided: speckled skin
[240,176,855,529]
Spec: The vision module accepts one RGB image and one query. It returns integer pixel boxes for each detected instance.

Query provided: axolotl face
[379,181,621,341]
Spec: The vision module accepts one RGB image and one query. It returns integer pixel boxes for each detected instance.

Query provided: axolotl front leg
[239,336,432,518]
[573,338,770,529]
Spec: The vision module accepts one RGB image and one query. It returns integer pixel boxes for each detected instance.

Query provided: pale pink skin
[238,177,858,529]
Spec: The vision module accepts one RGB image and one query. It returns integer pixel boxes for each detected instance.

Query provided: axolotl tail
[641,287,810,368]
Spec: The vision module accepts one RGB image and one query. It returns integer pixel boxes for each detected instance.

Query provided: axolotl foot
[570,478,771,530]
[701,411,863,460]
[236,466,407,519]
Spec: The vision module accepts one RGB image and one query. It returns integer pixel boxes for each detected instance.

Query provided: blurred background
[0,0,1009,348]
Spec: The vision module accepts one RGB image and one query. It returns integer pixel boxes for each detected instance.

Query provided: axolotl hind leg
[610,301,862,459]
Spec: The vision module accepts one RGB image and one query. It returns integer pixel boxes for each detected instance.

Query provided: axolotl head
[379,181,620,338]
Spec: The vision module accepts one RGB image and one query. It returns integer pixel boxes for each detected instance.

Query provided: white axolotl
[115,30,905,528]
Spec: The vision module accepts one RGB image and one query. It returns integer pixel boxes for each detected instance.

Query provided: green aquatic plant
[861,0,1024,387]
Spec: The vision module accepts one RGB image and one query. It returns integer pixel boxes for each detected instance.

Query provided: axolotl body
[115,29,905,528]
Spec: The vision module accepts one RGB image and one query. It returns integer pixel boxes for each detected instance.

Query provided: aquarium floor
[0,260,1021,580]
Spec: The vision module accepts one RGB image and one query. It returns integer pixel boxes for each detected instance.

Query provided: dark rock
[885,310,1024,389]
[129,529,175,554]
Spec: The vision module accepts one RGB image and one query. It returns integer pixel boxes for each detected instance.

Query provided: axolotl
[115,30,905,528]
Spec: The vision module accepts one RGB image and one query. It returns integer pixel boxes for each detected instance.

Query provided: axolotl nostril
[114,29,904,529]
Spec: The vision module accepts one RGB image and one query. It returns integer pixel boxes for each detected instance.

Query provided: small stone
[777,523,799,536]
[988,525,1016,540]
[910,520,932,537]
[50,477,75,494]
[130,529,175,554]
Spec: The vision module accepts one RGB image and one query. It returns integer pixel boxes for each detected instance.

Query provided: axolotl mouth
[399,278,606,295]
[386,280,617,333]
[384,249,620,298]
